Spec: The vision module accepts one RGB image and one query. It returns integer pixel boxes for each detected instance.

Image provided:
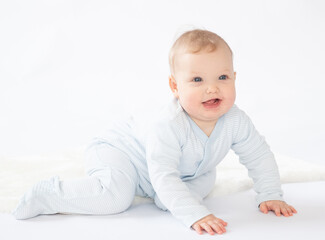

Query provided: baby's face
[169,45,236,128]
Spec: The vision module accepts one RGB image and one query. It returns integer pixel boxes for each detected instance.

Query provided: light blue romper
[12,97,284,228]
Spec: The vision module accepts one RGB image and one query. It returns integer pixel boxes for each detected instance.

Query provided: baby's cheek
[184,96,199,111]
[224,89,236,104]
[179,92,192,104]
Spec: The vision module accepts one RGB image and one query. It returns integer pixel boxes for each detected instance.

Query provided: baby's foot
[12,176,60,220]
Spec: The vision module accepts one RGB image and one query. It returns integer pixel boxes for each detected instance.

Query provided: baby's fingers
[218,219,228,226]
[201,223,215,235]
[280,206,290,217]
[274,206,281,216]
[259,203,269,214]
[285,205,297,216]
[290,205,298,214]
[192,224,203,235]
[209,221,227,234]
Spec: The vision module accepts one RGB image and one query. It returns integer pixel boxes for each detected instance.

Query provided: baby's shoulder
[150,97,188,132]
[224,104,245,120]
[222,104,254,130]
[130,97,188,136]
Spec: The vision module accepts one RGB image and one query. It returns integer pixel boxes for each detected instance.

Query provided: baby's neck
[191,118,218,137]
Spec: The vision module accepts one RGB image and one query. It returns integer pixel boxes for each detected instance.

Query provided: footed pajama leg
[12,143,139,220]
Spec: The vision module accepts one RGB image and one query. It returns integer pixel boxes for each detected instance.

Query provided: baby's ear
[234,71,237,81]
[169,75,179,98]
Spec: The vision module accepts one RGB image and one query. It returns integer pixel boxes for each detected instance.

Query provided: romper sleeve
[231,109,284,207]
[146,120,212,228]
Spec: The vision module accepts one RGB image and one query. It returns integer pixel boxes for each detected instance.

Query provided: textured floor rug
[1,146,325,213]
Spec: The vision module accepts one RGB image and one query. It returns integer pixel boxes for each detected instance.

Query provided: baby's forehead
[176,42,232,62]
[175,47,233,64]
[173,47,234,75]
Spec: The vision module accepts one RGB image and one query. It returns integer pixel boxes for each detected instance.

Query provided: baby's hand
[259,200,297,217]
[191,214,227,235]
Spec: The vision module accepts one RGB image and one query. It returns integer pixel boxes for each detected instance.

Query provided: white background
[0,0,324,165]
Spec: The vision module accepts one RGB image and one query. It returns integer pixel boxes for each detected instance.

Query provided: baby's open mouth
[203,98,220,104]
[202,98,221,108]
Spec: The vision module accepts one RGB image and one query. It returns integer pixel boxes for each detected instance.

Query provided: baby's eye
[193,77,202,82]
[219,75,228,80]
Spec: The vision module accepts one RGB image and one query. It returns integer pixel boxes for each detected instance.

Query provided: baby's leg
[12,143,139,220]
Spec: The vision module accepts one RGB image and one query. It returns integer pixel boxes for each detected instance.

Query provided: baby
[12,29,297,235]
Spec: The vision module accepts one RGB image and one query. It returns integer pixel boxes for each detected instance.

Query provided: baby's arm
[186,170,228,235]
[231,109,289,207]
[184,169,216,201]
[146,122,223,232]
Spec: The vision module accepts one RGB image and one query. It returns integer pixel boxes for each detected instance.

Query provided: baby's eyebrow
[219,69,232,73]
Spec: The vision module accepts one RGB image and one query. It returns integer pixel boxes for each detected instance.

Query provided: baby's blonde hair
[169,29,233,76]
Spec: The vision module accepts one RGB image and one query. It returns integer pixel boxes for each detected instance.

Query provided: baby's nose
[206,85,219,94]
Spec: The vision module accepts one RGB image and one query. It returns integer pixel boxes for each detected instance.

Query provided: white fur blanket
[1,146,325,213]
